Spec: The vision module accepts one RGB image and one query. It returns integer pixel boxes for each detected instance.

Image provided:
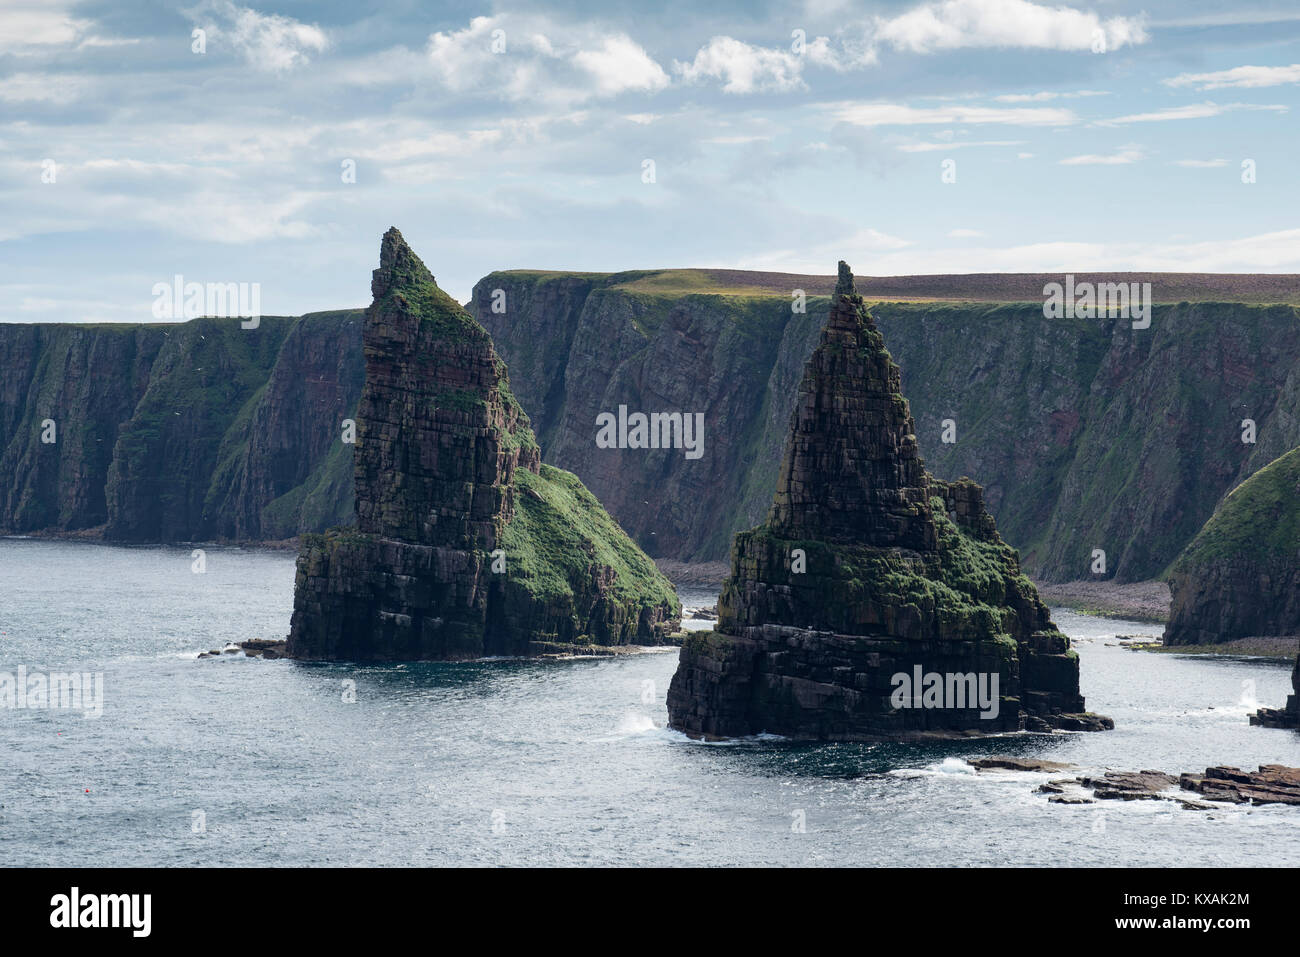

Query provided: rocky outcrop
[1252,652,1299,728]
[286,229,680,661]
[475,269,1300,582]
[664,264,1111,740]
[1165,447,1300,651]
[0,312,363,541]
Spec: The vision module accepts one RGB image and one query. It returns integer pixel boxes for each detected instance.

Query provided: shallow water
[2,538,1298,867]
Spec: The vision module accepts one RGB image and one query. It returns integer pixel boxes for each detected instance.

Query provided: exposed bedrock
[286,229,679,661]
[665,264,1112,740]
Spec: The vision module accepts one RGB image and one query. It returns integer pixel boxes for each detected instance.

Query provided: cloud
[1059,145,1144,165]
[418,16,667,105]
[0,2,90,54]
[897,139,1024,151]
[1099,102,1289,125]
[829,102,1076,126]
[0,72,88,104]
[675,36,807,93]
[0,1,132,54]
[1173,158,1228,168]
[872,0,1148,54]
[993,90,1108,102]
[189,0,329,72]
[733,227,914,273]
[573,35,669,95]
[1163,64,1300,91]
[853,228,1300,274]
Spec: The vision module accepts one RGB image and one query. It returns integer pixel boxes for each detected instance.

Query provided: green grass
[1174,445,1300,569]
[502,464,679,614]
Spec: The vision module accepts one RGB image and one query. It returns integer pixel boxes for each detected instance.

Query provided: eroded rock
[665,263,1112,740]
[286,230,680,661]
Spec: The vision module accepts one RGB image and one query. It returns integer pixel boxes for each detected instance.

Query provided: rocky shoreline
[971,756,1300,807]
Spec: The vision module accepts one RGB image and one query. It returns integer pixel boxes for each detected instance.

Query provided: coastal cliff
[664,264,1111,740]
[472,269,1300,583]
[286,229,679,661]
[7,268,1300,585]
[0,312,362,541]
[1165,446,1300,648]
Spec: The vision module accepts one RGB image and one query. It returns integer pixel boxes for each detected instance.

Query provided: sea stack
[287,229,679,660]
[1161,446,1300,727]
[666,262,1111,740]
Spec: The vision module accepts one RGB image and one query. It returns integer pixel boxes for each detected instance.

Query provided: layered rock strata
[665,263,1111,740]
[287,230,679,661]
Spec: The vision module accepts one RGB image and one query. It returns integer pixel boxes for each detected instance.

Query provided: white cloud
[854,228,1300,274]
[675,36,806,93]
[734,227,914,273]
[1059,145,1144,165]
[190,0,329,72]
[1017,151,1035,158]
[994,90,1108,102]
[829,102,1076,126]
[1164,64,1300,91]
[0,2,90,53]
[573,35,669,95]
[897,139,1023,151]
[420,16,668,104]
[1099,102,1289,125]
[0,1,132,54]
[873,0,1148,54]
[0,72,87,104]
[1174,158,1229,168]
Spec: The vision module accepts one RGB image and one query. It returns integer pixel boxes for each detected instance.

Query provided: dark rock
[969,756,1074,773]
[286,230,680,661]
[1080,770,1179,800]
[1180,764,1300,806]
[1251,649,1300,728]
[239,638,287,659]
[665,264,1111,740]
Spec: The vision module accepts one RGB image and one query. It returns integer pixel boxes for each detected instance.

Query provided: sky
[1,0,1299,321]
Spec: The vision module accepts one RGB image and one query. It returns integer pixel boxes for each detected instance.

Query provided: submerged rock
[287,229,680,661]
[665,263,1112,740]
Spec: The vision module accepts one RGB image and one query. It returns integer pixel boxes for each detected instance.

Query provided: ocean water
[2,538,1299,867]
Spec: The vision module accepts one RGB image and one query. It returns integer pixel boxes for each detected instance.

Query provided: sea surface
[3,538,1299,867]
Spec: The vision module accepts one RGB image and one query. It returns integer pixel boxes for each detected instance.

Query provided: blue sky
[2,0,1299,320]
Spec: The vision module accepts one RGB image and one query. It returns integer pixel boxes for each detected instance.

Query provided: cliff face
[10,267,1300,579]
[664,265,1111,740]
[1165,447,1300,647]
[473,271,1300,582]
[0,312,363,542]
[287,230,679,661]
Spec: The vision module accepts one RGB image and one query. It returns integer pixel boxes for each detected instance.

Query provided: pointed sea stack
[666,262,1111,740]
[287,229,679,660]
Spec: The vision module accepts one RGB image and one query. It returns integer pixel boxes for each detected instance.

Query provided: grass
[1174,445,1300,569]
